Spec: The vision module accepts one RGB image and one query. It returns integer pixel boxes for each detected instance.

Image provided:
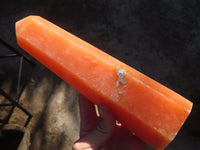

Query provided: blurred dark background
[0,0,200,149]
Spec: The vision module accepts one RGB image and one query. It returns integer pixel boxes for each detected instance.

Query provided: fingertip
[79,94,98,137]
[73,141,93,150]
[98,104,115,120]
[97,104,116,133]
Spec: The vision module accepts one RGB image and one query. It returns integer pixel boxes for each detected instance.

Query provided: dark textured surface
[1,0,200,149]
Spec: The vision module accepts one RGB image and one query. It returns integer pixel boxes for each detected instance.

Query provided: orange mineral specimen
[16,16,193,150]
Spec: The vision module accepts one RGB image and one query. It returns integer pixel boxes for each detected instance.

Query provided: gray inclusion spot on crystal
[116,68,126,87]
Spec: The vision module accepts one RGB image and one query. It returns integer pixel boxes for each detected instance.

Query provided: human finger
[79,94,98,137]
[73,104,116,150]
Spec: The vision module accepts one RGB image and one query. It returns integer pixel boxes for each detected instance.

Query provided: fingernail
[98,105,104,118]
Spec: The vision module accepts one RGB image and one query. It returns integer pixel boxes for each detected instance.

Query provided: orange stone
[16,16,193,150]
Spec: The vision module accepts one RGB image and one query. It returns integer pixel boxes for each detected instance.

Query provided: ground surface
[0,0,200,150]
[0,61,80,150]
